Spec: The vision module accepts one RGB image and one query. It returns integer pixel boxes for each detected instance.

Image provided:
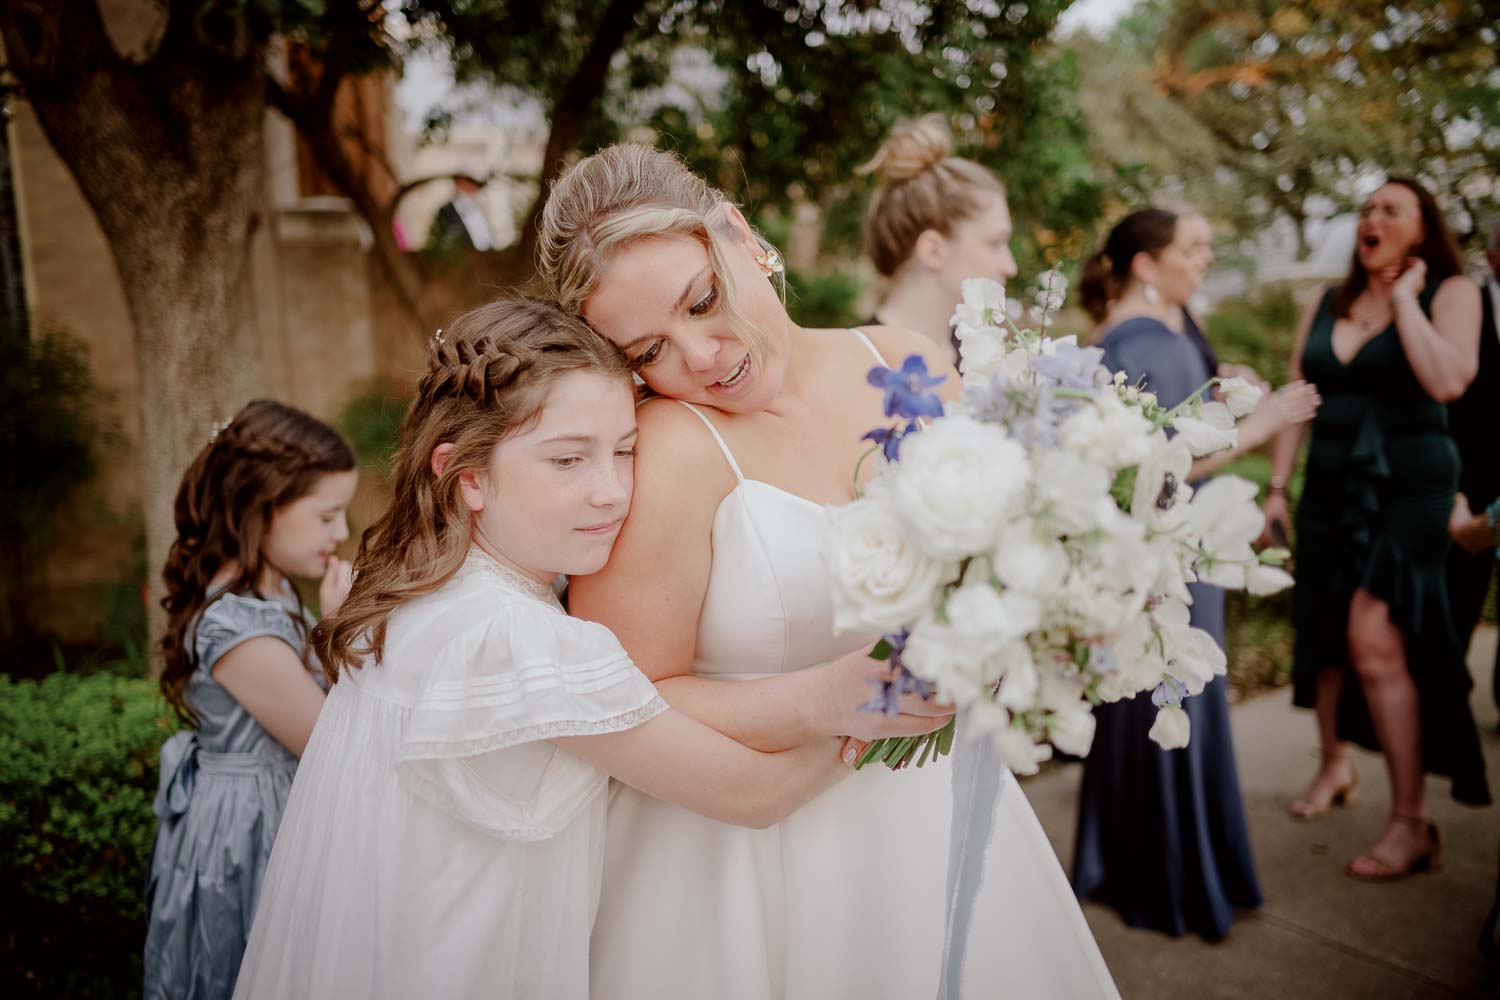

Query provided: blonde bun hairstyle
[861,115,1007,277]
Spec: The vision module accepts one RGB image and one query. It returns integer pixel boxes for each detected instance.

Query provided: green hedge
[0,673,176,997]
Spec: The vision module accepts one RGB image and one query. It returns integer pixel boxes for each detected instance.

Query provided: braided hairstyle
[313,296,632,682]
[160,400,355,725]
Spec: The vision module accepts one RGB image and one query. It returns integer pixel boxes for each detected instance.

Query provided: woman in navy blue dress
[1071,209,1319,939]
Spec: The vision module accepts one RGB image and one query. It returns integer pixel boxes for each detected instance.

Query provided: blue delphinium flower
[861,420,920,462]
[859,630,935,715]
[868,356,946,421]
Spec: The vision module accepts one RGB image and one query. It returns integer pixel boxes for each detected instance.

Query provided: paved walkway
[1024,627,1499,999]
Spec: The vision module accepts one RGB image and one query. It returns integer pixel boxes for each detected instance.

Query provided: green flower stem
[852,717,960,771]
[850,442,880,499]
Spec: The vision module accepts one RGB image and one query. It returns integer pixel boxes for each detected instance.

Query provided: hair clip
[209,419,230,443]
[433,328,445,344]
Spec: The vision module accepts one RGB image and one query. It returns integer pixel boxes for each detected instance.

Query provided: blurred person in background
[1264,177,1489,882]
[145,401,355,999]
[1445,217,1500,723]
[858,115,1017,365]
[1072,208,1319,940]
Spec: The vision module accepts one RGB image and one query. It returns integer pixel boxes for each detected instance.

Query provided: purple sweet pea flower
[1151,676,1189,709]
[868,355,946,421]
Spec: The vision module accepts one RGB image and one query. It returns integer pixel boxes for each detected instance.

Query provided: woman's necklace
[1351,294,1392,335]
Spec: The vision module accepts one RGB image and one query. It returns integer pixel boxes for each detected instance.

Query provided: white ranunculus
[1149,705,1191,749]
[887,414,1029,560]
[1047,704,1097,757]
[1171,401,1237,457]
[1058,393,1156,472]
[943,580,1041,654]
[991,525,1071,599]
[824,497,957,634]
[1219,376,1263,418]
[1031,450,1113,534]
[1246,563,1295,596]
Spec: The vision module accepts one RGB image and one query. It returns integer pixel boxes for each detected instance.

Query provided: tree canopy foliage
[1071,0,1498,256]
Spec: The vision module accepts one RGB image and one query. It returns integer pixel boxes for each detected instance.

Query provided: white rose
[1148,705,1191,749]
[995,646,1039,710]
[1246,563,1295,595]
[1219,376,1263,418]
[824,497,957,634]
[1171,401,1237,457]
[1059,393,1156,471]
[888,414,1029,560]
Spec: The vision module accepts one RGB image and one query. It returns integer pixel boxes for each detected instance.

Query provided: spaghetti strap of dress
[675,400,745,482]
[849,327,890,367]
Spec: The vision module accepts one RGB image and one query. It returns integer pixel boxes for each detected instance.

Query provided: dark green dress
[1293,286,1490,806]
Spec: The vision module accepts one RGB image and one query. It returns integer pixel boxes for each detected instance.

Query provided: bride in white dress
[538,145,1118,999]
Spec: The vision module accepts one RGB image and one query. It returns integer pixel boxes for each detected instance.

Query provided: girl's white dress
[233,549,666,1000]
[589,332,1118,999]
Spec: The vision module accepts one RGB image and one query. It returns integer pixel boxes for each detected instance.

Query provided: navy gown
[1072,316,1264,941]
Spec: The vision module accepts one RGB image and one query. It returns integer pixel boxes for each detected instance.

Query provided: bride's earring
[1144,283,1161,305]
[755,246,784,276]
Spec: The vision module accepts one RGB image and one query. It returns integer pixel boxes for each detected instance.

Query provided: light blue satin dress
[143,591,323,1000]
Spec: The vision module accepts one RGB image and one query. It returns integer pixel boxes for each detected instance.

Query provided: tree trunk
[2,0,269,661]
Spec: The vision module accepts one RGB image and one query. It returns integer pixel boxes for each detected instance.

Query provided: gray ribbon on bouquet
[936,731,1007,1000]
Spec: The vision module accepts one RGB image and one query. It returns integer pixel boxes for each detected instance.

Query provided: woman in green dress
[1263,177,1489,881]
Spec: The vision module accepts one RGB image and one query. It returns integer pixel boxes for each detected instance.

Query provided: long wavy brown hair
[160,399,356,725]
[313,296,632,683]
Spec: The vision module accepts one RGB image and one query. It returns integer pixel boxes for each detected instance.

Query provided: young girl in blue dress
[144,400,358,999]
[233,297,866,999]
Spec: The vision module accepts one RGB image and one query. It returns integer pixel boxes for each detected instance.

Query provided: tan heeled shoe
[1345,818,1442,882]
[1289,761,1358,820]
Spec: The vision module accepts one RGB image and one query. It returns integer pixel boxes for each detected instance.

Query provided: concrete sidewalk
[1024,627,1499,999]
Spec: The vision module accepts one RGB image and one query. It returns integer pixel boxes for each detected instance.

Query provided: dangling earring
[755,246,784,276]
[1144,283,1161,305]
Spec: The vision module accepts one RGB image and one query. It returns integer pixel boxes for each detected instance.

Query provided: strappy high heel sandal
[1344,817,1443,882]
[1288,756,1358,820]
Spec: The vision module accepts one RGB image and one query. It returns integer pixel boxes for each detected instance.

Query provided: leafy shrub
[1203,284,1300,389]
[338,377,411,477]
[0,673,176,997]
[785,266,866,329]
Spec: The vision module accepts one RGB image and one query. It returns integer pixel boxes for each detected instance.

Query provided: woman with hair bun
[860,115,1017,363]
[1071,208,1319,941]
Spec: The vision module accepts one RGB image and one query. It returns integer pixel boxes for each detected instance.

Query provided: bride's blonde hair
[536,144,785,363]
[860,115,1008,277]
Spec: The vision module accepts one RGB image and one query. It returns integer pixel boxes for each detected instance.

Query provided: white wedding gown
[590,331,1118,999]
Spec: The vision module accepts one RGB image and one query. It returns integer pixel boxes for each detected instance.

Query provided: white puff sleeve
[394,598,666,840]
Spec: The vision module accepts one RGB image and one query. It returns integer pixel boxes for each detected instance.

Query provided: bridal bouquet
[827,275,1292,773]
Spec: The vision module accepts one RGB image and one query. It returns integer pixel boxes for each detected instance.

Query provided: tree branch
[516,0,648,258]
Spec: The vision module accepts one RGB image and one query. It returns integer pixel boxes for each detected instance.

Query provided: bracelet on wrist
[1268,477,1288,495]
